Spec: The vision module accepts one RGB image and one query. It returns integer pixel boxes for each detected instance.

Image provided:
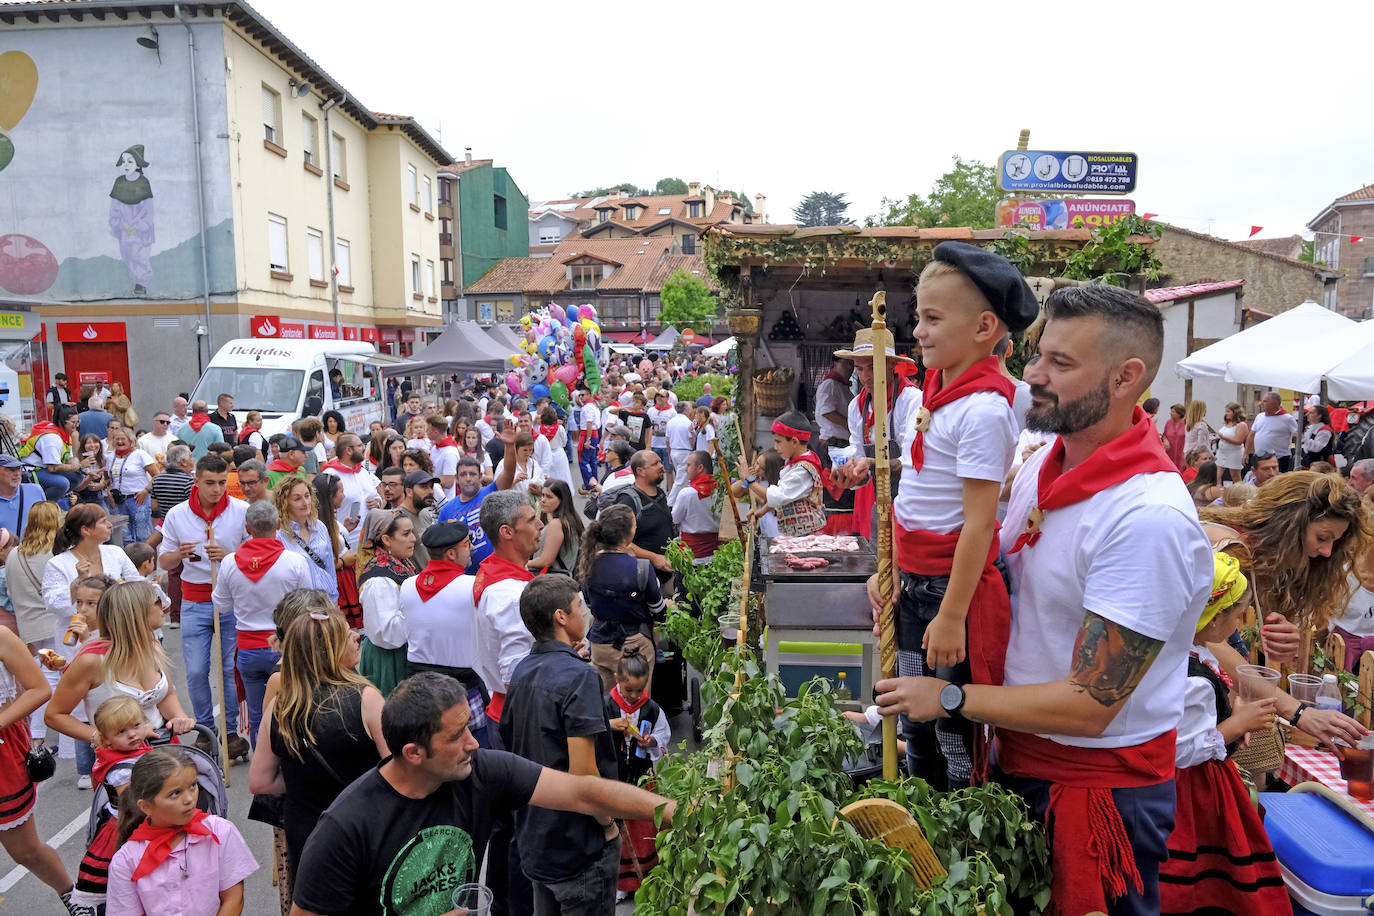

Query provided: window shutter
[261,87,277,141]
[307,229,324,281]
[268,216,288,271]
[335,240,351,285]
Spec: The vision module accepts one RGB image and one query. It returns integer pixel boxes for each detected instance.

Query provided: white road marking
[0,810,89,892]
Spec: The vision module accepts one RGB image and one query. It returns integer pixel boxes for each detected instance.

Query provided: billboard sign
[997,199,1137,230]
[998,151,1137,194]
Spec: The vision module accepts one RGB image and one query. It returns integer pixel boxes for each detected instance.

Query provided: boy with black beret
[866,240,1039,788]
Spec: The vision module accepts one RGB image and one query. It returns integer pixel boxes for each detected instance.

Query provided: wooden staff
[734,519,757,694]
[710,434,743,541]
[868,291,900,781]
[206,526,231,786]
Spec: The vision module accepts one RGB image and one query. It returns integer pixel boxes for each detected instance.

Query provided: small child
[1159,554,1291,914]
[73,696,155,914]
[737,411,826,537]
[123,543,168,642]
[732,449,783,537]
[66,574,114,792]
[106,747,257,916]
[605,646,671,899]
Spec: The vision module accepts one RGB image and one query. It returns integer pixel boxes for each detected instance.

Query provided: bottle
[1316,673,1344,712]
[63,613,84,647]
[835,671,852,701]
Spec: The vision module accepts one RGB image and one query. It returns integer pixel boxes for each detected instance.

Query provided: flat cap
[420,520,470,551]
[931,241,1040,333]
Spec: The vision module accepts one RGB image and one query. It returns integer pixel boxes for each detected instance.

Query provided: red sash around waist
[997,728,1176,916]
[680,530,720,560]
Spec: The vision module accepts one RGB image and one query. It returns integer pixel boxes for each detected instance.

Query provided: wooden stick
[710,434,743,542]
[868,291,900,782]
[206,526,231,787]
[734,521,757,694]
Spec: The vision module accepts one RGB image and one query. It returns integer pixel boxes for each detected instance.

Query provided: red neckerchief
[437,436,459,449]
[1190,649,1234,688]
[322,459,360,474]
[688,472,717,498]
[114,446,133,457]
[786,450,823,476]
[187,485,230,524]
[610,684,650,716]
[856,373,913,442]
[416,559,468,601]
[28,420,69,444]
[187,414,212,432]
[473,553,534,605]
[910,357,1015,472]
[234,537,285,582]
[93,743,150,789]
[824,367,849,386]
[129,809,220,880]
[1008,407,1177,553]
[537,424,560,441]
[265,458,296,474]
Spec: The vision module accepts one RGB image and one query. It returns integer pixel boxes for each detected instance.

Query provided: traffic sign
[998,151,1137,195]
[681,328,696,345]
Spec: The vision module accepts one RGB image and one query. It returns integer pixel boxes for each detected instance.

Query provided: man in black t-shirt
[290,671,672,916]
[613,450,675,576]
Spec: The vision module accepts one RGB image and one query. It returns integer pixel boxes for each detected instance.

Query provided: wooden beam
[1183,299,1195,406]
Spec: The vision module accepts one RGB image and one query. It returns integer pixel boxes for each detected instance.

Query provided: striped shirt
[149,468,193,520]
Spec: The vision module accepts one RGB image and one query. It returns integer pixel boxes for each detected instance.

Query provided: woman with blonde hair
[249,610,385,879]
[238,410,266,454]
[8,502,62,747]
[1183,400,1211,455]
[274,478,338,602]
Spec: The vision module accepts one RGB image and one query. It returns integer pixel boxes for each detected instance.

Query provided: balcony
[439,232,453,247]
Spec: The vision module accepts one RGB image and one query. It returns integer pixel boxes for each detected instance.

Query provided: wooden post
[739,270,757,458]
[868,291,900,782]
[206,527,231,787]
[1183,299,1195,406]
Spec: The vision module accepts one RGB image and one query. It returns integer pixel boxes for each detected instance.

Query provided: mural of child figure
[108,144,154,295]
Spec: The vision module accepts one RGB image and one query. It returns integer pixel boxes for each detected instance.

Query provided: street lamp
[194,321,208,376]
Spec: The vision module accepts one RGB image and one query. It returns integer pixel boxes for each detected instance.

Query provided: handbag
[25,743,56,783]
[247,791,285,828]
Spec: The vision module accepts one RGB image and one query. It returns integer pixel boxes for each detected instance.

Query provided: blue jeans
[75,736,94,777]
[112,497,153,544]
[530,834,619,916]
[236,645,279,749]
[578,443,599,489]
[180,600,238,732]
[31,467,82,502]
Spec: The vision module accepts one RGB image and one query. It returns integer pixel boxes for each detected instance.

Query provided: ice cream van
[190,339,413,438]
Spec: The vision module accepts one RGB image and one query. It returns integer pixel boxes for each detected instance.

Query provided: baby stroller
[73,724,229,910]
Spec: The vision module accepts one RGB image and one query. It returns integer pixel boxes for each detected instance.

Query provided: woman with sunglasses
[249,608,386,887]
[356,512,417,696]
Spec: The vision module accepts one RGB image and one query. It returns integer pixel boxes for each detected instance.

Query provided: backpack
[584,477,644,520]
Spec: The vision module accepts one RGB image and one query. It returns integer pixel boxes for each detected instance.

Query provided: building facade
[1307,185,1374,318]
[0,0,449,417]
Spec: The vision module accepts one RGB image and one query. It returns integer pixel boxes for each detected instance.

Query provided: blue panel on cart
[1260,791,1374,897]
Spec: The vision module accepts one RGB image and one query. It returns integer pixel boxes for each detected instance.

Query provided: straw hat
[833,327,915,365]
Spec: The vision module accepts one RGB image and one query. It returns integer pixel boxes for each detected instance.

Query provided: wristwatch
[1290,702,1312,729]
[939,682,967,721]
[744,475,758,486]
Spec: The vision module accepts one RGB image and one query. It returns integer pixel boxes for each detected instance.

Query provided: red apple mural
[0,233,59,295]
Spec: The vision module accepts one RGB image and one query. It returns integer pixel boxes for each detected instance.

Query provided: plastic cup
[1236,664,1281,703]
[1337,736,1374,800]
[451,883,493,916]
[1287,673,1323,704]
[718,613,740,647]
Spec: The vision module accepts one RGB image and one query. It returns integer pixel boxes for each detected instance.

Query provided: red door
[56,322,132,401]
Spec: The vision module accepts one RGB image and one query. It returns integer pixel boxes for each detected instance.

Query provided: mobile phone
[346,499,361,521]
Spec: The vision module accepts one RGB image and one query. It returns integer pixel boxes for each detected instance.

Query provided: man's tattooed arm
[1068,610,1165,708]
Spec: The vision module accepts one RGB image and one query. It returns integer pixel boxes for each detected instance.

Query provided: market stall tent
[644,326,680,351]
[1320,323,1374,399]
[397,321,511,375]
[702,336,737,358]
[484,323,526,356]
[1175,301,1363,393]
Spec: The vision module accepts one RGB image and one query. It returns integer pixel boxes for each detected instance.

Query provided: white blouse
[360,576,407,650]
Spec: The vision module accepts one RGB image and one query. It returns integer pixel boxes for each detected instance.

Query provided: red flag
[1142,213,1158,220]
[1352,236,1365,244]
[1248,226,1263,238]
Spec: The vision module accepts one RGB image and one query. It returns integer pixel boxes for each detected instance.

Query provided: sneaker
[226,732,250,761]
[62,891,99,916]
[75,774,91,790]
[168,621,180,629]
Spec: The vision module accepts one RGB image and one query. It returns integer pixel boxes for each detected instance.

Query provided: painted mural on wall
[0,27,235,301]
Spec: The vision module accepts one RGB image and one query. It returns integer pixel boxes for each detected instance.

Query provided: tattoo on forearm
[1068,611,1165,708]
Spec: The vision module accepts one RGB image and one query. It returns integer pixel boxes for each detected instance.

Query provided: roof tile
[1143,280,1246,304]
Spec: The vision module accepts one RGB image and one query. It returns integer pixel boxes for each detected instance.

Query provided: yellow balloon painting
[0,51,38,131]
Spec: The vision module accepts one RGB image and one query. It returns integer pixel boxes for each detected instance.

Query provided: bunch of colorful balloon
[506,303,603,406]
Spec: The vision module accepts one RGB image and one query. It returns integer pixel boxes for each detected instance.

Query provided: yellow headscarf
[1197,552,1248,632]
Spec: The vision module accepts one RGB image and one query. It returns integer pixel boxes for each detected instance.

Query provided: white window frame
[307,227,325,282]
[330,132,347,181]
[425,260,435,298]
[411,256,421,293]
[407,164,419,206]
[267,213,289,273]
[301,113,317,165]
[538,228,562,245]
[335,238,352,286]
[261,85,281,145]
[423,176,433,213]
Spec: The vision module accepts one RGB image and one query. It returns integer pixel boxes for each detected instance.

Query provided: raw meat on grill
[784,554,830,570]
[769,535,860,554]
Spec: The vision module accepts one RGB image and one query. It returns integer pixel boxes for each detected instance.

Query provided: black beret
[420,520,470,551]
[931,241,1040,333]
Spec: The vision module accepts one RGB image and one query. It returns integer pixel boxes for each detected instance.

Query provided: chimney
[754,192,767,223]
[703,185,716,215]
[688,181,701,197]
[616,188,627,199]
[464,147,472,166]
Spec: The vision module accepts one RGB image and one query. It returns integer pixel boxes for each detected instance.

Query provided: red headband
[771,419,810,441]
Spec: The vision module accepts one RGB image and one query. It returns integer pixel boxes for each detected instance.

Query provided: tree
[659,268,717,334]
[567,182,649,198]
[653,177,688,195]
[792,191,854,227]
[867,156,1000,229]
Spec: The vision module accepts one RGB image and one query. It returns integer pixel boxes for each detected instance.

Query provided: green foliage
[1063,214,1164,285]
[654,177,689,195]
[792,191,855,227]
[1300,239,1319,265]
[868,157,1000,229]
[568,182,650,198]
[1310,641,1370,719]
[660,267,719,333]
[672,373,734,405]
[668,539,743,632]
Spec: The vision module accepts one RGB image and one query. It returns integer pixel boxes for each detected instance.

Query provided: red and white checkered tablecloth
[1279,743,1374,817]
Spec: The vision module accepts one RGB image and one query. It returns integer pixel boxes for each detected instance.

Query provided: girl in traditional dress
[603,646,670,901]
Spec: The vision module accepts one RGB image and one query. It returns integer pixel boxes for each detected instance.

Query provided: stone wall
[1153,225,1334,316]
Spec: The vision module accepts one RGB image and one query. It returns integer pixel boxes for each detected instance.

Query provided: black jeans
[896,571,973,788]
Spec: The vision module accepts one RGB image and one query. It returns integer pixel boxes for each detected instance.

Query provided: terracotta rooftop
[707,223,1104,242]
[466,237,687,296]
[1143,280,1246,304]
[463,257,546,294]
[646,255,717,293]
[1158,222,1337,275]
[529,192,742,234]
[440,158,495,175]
[1234,235,1304,259]
[1335,183,1374,203]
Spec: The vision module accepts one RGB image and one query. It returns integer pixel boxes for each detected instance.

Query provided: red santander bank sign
[251,315,305,339]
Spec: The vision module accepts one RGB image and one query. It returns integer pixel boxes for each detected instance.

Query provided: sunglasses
[155,419,170,425]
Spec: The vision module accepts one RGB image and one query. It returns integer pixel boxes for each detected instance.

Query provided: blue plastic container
[1260,790,1374,914]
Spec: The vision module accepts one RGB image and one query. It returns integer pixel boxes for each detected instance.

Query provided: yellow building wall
[364,131,442,323]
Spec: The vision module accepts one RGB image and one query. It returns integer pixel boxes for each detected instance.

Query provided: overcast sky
[254,0,1373,243]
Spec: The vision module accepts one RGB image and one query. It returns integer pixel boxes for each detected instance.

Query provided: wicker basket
[753,367,794,416]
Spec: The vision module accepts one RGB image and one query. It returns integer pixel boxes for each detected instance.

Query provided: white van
[190,339,412,438]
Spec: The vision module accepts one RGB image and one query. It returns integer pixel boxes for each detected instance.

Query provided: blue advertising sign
[998,151,1137,195]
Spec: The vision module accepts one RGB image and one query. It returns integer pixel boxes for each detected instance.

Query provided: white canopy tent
[1175,301,1365,393]
[702,336,737,358]
[1324,334,1374,400]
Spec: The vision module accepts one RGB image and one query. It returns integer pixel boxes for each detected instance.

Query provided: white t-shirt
[107,449,156,495]
[1000,446,1212,748]
[432,444,460,481]
[648,406,675,449]
[618,391,634,408]
[1252,410,1299,458]
[406,437,432,456]
[137,431,177,461]
[666,412,694,451]
[1011,379,1032,431]
[581,403,601,434]
[843,385,924,462]
[694,421,716,453]
[894,391,1017,536]
[475,417,495,446]
[1336,573,1374,637]
[401,574,481,669]
[815,377,853,442]
[22,431,65,468]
